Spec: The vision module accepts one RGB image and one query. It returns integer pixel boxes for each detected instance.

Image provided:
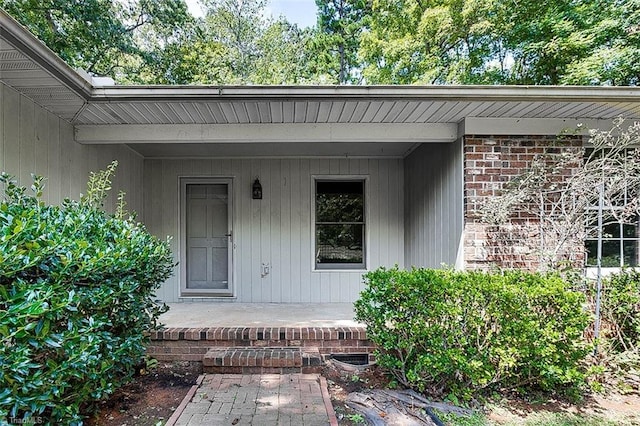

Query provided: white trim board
[75,123,458,144]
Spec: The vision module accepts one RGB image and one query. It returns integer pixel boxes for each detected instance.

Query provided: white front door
[181,178,233,296]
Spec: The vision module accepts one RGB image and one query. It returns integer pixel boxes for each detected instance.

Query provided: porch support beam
[75,123,458,144]
[460,117,615,136]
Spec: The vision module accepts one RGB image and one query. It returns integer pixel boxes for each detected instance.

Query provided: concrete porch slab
[160,303,362,328]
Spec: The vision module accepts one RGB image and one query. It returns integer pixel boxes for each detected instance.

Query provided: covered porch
[74,87,466,304]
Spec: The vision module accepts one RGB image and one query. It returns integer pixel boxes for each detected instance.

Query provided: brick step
[203,347,323,374]
[151,326,368,343]
[147,326,375,363]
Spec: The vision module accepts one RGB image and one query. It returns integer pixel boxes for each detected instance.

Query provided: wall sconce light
[252,178,262,199]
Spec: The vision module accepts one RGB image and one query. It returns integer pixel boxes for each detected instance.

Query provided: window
[585,220,640,267]
[585,148,640,267]
[315,179,365,269]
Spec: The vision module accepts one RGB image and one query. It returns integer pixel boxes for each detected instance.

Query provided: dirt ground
[83,360,392,426]
[322,361,640,425]
[322,361,397,425]
[84,360,640,425]
[84,361,202,426]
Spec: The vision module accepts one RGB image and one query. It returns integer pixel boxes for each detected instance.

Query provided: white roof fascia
[90,85,640,103]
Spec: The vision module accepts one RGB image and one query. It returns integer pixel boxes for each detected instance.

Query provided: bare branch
[479,119,640,270]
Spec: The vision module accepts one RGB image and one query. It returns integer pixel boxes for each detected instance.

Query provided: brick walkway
[169,374,338,426]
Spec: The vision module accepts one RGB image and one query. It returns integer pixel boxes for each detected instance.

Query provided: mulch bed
[84,361,201,426]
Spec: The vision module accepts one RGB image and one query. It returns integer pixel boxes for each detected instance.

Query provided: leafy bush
[591,270,640,391]
[601,269,640,353]
[354,267,591,399]
[0,166,173,423]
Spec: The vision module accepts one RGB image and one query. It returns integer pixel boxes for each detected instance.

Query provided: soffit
[77,86,640,126]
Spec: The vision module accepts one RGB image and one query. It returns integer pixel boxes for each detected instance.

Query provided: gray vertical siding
[0,82,144,214]
[143,158,404,303]
[404,141,463,268]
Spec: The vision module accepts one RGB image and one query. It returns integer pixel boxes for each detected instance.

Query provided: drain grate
[330,353,369,365]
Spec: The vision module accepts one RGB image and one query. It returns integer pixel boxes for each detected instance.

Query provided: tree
[251,19,317,84]
[191,0,319,84]
[129,17,241,85]
[4,0,636,85]
[1,0,192,81]
[120,1,200,84]
[313,0,369,84]
[560,0,640,85]
[359,0,639,85]
[359,0,498,84]
[200,0,267,82]
[495,0,615,85]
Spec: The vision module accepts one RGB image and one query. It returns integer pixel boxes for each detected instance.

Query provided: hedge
[354,267,591,399]
[0,168,173,423]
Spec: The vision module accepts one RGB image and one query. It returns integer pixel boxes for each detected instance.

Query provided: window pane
[623,222,639,238]
[316,224,364,264]
[586,240,622,267]
[603,222,622,238]
[623,241,640,267]
[316,181,364,223]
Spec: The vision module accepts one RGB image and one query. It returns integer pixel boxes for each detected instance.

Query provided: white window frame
[312,175,368,272]
[585,207,640,268]
[584,146,640,270]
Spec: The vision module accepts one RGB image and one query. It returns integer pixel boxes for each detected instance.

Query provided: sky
[184,0,318,28]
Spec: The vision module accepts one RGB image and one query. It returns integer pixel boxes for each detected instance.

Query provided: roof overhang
[2,8,640,158]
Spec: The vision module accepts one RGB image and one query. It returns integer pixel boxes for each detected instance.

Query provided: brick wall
[463,135,584,270]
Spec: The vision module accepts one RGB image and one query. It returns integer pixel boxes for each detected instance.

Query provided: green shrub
[354,267,591,399]
[601,270,640,353]
[0,166,173,423]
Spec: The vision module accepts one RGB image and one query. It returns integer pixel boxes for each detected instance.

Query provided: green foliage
[3,0,638,85]
[251,19,317,84]
[359,0,639,85]
[170,0,318,85]
[0,165,173,423]
[314,0,369,84]
[0,0,192,81]
[354,267,591,399]
[345,412,366,424]
[360,0,498,84]
[601,270,640,353]
[435,410,487,426]
[501,412,623,426]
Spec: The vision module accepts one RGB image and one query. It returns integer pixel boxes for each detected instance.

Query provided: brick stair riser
[203,366,322,374]
[201,346,323,374]
[146,343,375,362]
[149,327,368,342]
[147,326,375,363]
